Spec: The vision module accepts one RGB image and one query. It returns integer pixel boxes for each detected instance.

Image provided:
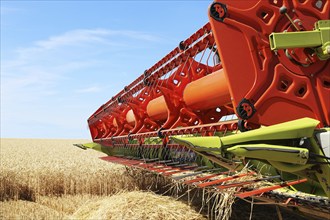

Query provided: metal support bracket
[269,20,330,60]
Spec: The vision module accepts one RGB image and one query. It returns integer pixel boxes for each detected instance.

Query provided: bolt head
[279,6,287,14]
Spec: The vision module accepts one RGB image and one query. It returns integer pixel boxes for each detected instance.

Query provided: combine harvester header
[77,0,330,219]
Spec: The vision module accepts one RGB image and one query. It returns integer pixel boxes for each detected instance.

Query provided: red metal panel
[183,172,230,184]
[209,0,330,127]
[197,172,254,188]
[235,178,308,198]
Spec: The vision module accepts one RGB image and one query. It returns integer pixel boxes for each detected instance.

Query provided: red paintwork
[197,172,255,188]
[88,0,329,143]
[209,0,329,127]
[87,23,236,141]
[100,156,309,202]
[235,178,308,199]
[183,172,231,184]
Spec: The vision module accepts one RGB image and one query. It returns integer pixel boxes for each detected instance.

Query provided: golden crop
[0,138,205,220]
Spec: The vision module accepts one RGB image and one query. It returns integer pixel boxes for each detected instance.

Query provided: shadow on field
[1,164,325,220]
[124,168,324,220]
[0,171,36,202]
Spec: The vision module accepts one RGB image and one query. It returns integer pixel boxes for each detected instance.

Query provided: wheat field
[0,138,206,220]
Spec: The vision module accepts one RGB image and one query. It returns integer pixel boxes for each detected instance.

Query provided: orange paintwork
[113,118,118,127]
[88,0,329,140]
[183,69,231,110]
[147,95,168,121]
[146,69,231,121]
[126,109,136,126]
[209,0,329,127]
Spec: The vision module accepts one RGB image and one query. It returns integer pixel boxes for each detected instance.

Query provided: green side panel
[269,30,322,49]
[268,161,313,173]
[170,119,329,197]
[81,142,103,151]
[170,136,222,159]
[220,118,319,146]
[80,143,112,155]
[171,118,319,150]
[171,136,221,151]
[227,144,309,165]
[269,20,330,60]
[309,138,330,198]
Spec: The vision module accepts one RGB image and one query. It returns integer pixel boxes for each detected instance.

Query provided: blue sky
[1,1,211,139]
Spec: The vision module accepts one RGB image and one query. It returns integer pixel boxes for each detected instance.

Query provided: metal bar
[179,165,200,170]
[235,178,308,199]
[115,159,142,166]
[163,170,188,176]
[93,120,238,143]
[172,171,205,180]
[100,156,127,162]
[158,160,173,164]
[88,23,213,123]
[166,161,181,166]
[155,168,180,173]
[197,172,254,188]
[173,163,189,168]
[269,31,321,50]
[143,158,160,163]
[136,162,158,168]
[216,175,281,189]
[100,156,143,166]
[146,165,167,171]
[173,168,231,180]
[193,166,210,171]
[183,171,231,184]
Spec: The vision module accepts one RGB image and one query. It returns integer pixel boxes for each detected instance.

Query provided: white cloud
[15,29,161,55]
[0,6,22,14]
[75,86,102,94]
[34,29,111,50]
[0,6,24,27]
[2,28,161,96]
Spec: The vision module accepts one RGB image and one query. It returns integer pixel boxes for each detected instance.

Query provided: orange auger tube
[183,69,231,110]
[146,95,168,121]
[88,23,226,138]
[126,109,135,126]
[146,69,231,121]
